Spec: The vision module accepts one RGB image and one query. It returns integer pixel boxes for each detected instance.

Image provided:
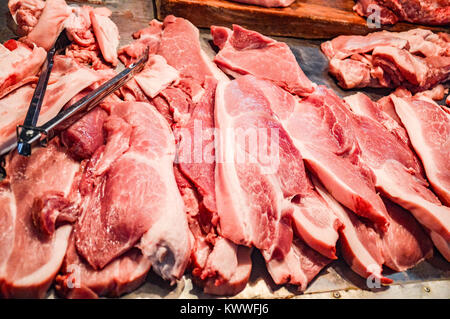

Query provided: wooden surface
[156,0,448,39]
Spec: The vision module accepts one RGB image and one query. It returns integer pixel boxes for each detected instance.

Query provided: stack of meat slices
[210,24,448,284]
[228,0,295,7]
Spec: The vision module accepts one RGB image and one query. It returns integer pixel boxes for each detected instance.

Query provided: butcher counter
[0,0,448,299]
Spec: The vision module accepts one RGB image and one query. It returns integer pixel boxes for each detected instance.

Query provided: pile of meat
[0,0,449,299]
[321,28,450,94]
[353,0,450,25]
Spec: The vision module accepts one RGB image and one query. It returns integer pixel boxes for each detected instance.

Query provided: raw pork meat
[216,21,445,283]
[321,29,450,92]
[134,55,180,99]
[0,140,79,298]
[215,75,342,261]
[272,86,389,229]
[391,96,450,206]
[353,0,399,24]
[430,231,450,261]
[55,235,151,298]
[344,93,450,260]
[118,20,163,67]
[47,87,153,299]
[171,78,254,293]
[196,238,253,296]
[74,101,191,281]
[64,5,95,47]
[0,39,46,99]
[125,16,253,294]
[214,76,292,256]
[89,9,119,66]
[342,93,450,241]
[57,69,120,160]
[345,92,412,147]
[8,0,45,36]
[321,31,408,60]
[376,87,412,126]
[372,46,450,91]
[380,198,433,271]
[415,84,448,101]
[210,26,388,230]
[64,6,120,69]
[353,0,450,26]
[157,16,228,84]
[9,1,121,68]
[229,0,295,7]
[211,24,315,96]
[265,239,331,291]
[60,107,108,161]
[312,178,390,284]
[319,174,432,277]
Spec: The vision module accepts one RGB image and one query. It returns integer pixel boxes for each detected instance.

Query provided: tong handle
[17,47,56,156]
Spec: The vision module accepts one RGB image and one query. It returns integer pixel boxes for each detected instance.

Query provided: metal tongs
[15,44,149,157]
[0,37,148,180]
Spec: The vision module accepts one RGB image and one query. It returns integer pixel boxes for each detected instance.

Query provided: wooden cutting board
[155,0,448,39]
